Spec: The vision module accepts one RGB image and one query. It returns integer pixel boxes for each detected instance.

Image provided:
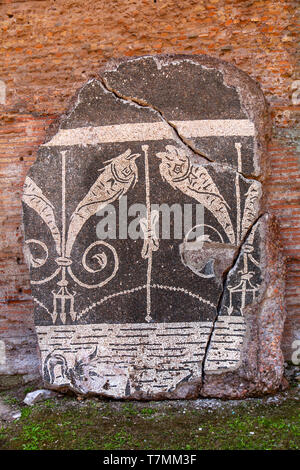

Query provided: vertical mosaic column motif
[22,55,286,399]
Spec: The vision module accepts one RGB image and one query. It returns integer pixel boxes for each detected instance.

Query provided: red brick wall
[0,0,299,383]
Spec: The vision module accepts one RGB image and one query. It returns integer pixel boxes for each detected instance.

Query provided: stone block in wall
[22,55,286,399]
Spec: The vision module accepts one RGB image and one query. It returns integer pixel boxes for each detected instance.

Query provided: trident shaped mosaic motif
[224,144,261,315]
[23,148,139,324]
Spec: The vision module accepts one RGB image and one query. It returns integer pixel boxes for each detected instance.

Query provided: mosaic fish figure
[65,149,140,257]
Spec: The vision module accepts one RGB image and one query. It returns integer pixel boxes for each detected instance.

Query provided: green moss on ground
[0,391,299,450]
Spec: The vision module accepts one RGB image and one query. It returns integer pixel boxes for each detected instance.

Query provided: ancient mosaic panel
[22,55,285,398]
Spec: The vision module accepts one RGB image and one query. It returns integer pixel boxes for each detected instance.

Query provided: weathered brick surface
[0,0,299,382]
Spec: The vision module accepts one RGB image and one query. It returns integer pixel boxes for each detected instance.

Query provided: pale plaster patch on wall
[291,339,300,365]
[291,80,300,106]
[0,80,6,105]
[0,341,6,366]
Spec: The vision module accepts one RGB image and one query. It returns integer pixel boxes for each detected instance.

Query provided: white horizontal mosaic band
[205,316,246,372]
[43,119,255,147]
[37,321,212,395]
[36,318,245,396]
